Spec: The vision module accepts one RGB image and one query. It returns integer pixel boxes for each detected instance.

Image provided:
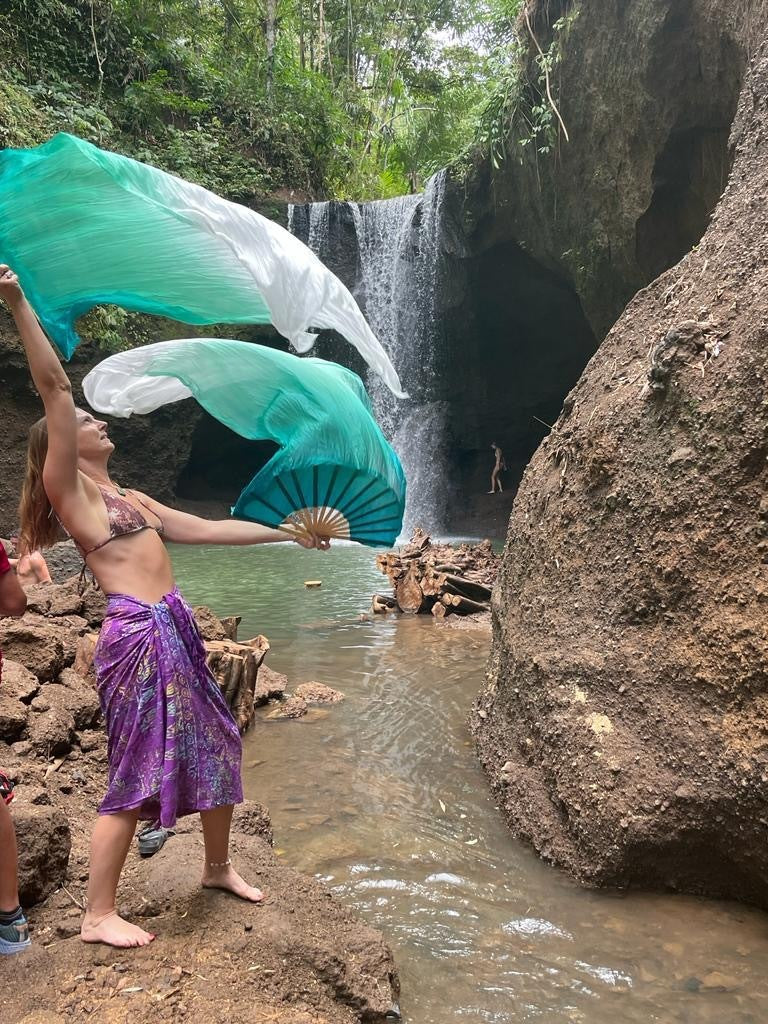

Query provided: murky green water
[171,542,768,1024]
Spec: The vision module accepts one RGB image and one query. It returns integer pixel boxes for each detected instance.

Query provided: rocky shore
[0,574,400,1024]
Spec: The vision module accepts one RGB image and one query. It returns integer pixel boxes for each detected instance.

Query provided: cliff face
[472,1,768,904]
[285,1,750,534]
[461,0,747,339]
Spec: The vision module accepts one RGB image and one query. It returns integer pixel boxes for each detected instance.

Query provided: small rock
[56,918,82,940]
[255,665,288,705]
[293,681,345,704]
[700,971,740,992]
[265,696,308,720]
[78,732,103,753]
[667,446,695,467]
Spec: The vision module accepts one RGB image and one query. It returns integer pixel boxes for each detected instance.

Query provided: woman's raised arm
[0,267,80,508]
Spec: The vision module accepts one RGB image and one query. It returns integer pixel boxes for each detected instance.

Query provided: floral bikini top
[81,486,165,557]
[57,485,165,561]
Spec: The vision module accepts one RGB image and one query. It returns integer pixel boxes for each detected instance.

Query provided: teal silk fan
[0,133,405,398]
[83,340,406,547]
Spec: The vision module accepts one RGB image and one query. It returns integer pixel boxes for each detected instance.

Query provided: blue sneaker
[0,909,31,955]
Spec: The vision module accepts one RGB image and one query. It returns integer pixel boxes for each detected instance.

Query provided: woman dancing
[0,265,328,948]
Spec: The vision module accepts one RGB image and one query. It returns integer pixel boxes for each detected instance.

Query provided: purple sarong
[93,586,243,827]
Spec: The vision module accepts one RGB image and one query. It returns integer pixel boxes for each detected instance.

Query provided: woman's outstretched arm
[0,267,80,509]
[133,491,330,549]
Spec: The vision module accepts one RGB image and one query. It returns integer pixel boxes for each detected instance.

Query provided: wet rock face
[461,0,745,340]
[440,0,747,526]
[472,23,768,906]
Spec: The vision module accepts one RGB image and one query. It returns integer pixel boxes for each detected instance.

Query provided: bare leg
[81,810,155,947]
[0,799,20,913]
[200,805,264,903]
[488,471,495,494]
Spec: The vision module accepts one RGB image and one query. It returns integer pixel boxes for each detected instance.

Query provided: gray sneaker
[0,910,31,955]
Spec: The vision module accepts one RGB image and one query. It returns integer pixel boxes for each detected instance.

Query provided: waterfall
[288,170,450,538]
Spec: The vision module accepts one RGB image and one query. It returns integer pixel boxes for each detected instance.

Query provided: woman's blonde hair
[18,416,62,552]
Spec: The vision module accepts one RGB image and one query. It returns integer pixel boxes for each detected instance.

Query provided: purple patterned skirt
[93,587,243,827]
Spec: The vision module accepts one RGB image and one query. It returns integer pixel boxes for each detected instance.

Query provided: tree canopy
[0,0,529,200]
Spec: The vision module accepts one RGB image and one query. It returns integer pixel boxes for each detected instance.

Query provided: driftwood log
[205,636,270,733]
[373,528,498,618]
[194,606,272,732]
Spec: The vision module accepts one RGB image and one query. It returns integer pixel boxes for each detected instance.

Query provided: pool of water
[170,542,768,1024]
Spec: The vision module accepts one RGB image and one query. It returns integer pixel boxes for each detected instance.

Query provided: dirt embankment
[472,7,768,905]
[0,579,399,1023]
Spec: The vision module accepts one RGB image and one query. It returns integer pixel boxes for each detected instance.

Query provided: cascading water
[288,171,450,537]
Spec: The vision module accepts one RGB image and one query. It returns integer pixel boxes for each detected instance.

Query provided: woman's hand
[0,266,24,308]
[294,533,331,551]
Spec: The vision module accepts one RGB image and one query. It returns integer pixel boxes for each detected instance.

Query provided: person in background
[488,442,506,494]
[1,264,329,950]
[0,539,30,955]
[8,532,52,587]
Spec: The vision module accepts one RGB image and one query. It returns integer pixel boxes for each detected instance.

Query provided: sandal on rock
[137,821,175,859]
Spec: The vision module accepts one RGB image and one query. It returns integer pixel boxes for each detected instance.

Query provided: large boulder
[25,578,83,618]
[472,27,768,906]
[0,658,37,740]
[27,694,76,757]
[0,689,28,742]
[55,669,101,730]
[14,803,71,906]
[0,617,65,681]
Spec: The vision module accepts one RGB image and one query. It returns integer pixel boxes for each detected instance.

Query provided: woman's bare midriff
[84,530,176,604]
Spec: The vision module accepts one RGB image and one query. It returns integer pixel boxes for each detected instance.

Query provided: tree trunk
[449,595,490,615]
[395,564,424,612]
[442,574,493,602]
[265,0,278,99]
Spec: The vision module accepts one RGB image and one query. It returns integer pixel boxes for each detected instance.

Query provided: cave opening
[443,239,598,534]
[175,411,278,510]
[635,125,733,282]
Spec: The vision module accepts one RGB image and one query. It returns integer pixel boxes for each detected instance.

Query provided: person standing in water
[0,265,329,949]
[488,442,506,494]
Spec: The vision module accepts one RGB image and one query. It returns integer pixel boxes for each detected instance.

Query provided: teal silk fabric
[84,339,406,547]
[0,133,405,397]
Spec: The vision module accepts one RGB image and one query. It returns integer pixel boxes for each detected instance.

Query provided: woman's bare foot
[201,863,264,903]
[81,909,155,947]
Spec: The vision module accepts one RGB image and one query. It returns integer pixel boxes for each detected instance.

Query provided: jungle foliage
[0,0,556,201]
